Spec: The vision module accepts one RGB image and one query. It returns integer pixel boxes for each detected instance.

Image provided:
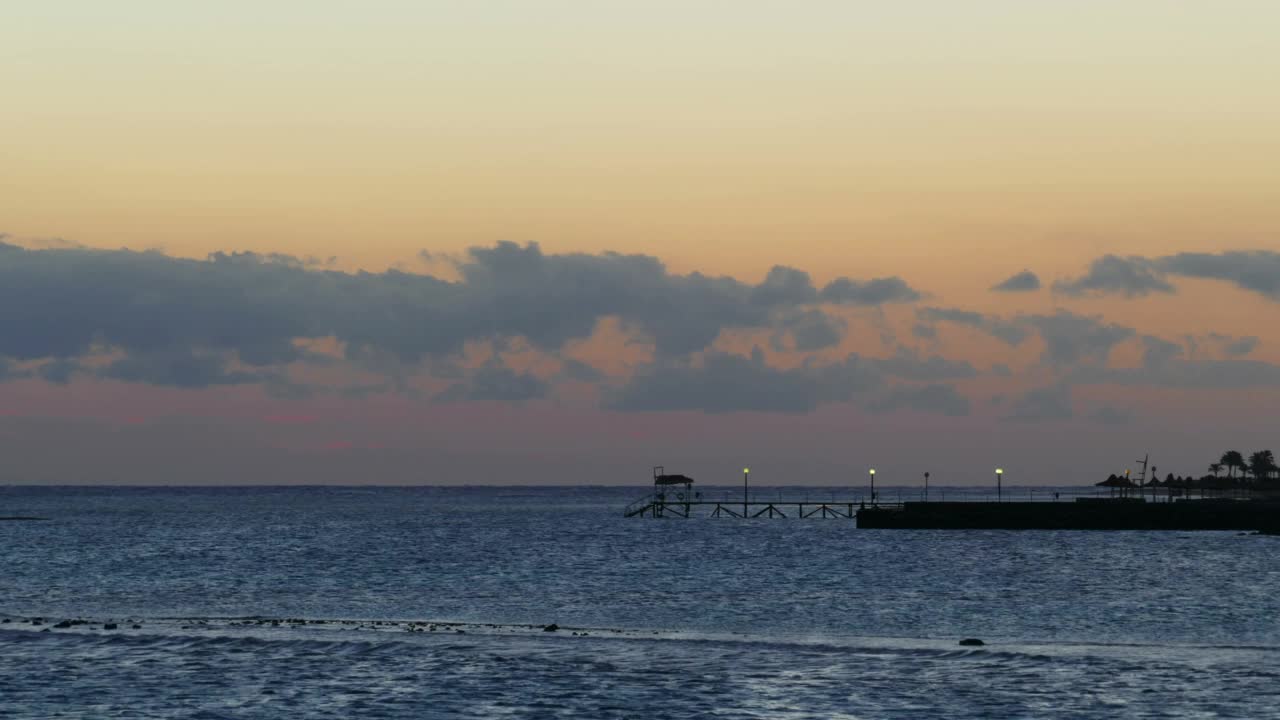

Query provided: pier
[624,467,1280,531]
[624,496,859,519]
[857,498,1280,530]
[623,467,865,519]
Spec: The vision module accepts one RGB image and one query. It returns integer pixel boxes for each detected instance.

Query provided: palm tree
[1249,450,1276,486]
[1221,451,1245,480]
[1209,463,1223,479]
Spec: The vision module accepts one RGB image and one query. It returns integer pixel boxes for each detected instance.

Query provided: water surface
[2,486,1276,718]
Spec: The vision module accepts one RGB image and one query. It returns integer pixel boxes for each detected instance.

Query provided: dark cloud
[819,277,921,305]
[37,359,81,385]
[1053,255,1175,297]
[751,266,818,306]
[1157,251,1280,301]
[1073,357,1280,390]
[1222,336,1259,357]
[1004,385,1073,422]
[773,309,845,352]
[911,323,938,340]
[434,360,549,403]
[871,347,977,381]
[991,270,1041,292]
[0,241,923,390]
[559,358,604,382]
[0,357,25,381]
[606,349,883,414]
[100,349,264,388]
[916,307,1029,346]
[1088,406,1132,425]
[1025,311,1133,366]
[1059,250,1280,302]
[1139,335,1184,369]
[868,383,970,416]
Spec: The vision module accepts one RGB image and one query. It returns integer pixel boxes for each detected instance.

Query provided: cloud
[991,270,1041,292]
[559,358,604,382]
[0,241,923,390]
[606,348,883,414]
[100,349,265,388]
[1053,255,1175,298]
[871,347,977,381]
[1088,406,1132,425]
[819,276,921,305]
[0,357,25,381]
[1072,357,1280,390]
[1156,250,1280,301]
[434,360,549,403]
[1139,335,1184,368]
[911,323,937,340]
[37,359,80,385]
[1059,250,1280,302]
[773,309,845,351]
[751,266,819,306]
[868,383,971,416]
[916,307,1029,346]
[1222,335,1259,357]
[1025,311,1133,366]
[1004,385,1073,422]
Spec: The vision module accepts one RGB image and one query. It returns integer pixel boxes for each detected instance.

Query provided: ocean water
[1,485,1277,719]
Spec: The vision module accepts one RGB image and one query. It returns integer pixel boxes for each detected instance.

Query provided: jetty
[624,467,1280,531]
[856,498,1280,531]
[623,467,863,519]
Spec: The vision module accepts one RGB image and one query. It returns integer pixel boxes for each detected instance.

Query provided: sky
[2,1,1279,485]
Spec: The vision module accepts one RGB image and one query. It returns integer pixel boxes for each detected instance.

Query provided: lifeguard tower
[652,466,695,502]
[622,466,698,517]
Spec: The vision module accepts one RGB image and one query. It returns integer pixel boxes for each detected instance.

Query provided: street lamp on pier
[869,468,876,505]
[996,468,1004,502]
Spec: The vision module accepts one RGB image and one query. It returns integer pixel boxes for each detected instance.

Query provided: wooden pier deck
[624,497,864,519]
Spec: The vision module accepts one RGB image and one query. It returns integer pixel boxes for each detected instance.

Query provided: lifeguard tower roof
[654,473,695,486]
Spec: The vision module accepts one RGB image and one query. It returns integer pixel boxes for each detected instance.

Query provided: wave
[5,613,1278,663]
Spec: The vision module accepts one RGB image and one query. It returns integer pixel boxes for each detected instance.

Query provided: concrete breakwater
[855,499,1280,531]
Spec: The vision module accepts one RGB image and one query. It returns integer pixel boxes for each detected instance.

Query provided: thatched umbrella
[1096,474,1135,498]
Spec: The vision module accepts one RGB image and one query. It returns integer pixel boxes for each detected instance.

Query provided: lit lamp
[996,468,1004,502]
[743,467,750,518]
[869,468,876,504]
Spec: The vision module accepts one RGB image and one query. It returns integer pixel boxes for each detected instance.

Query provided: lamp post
[743,467,749,518]
[996,468,1003,502]
[869,468,876,505]
[924,472,930,502]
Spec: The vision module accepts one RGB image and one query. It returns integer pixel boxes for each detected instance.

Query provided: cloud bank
[1055,250,1280,301]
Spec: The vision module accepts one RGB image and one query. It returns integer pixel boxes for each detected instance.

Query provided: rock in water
[958,638,985,647]
[104,623,118,630]
[543,623,559,632]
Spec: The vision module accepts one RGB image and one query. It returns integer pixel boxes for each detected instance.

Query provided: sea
[1,485,1277,719]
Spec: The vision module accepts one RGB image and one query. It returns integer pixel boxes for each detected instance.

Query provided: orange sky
[3,2,1279,483]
